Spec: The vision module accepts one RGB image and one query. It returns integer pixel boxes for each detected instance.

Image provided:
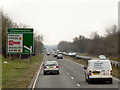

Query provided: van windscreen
[92,61,111,70]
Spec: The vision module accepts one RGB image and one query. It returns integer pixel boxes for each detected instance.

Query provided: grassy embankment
[64,56,119,78]
[2,54,44,88]
[77,53,120,62]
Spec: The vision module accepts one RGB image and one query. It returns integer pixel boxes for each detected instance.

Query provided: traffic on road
[34,52,119,88]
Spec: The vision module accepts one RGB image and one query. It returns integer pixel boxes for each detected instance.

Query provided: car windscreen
[45,62,57,66]
[58,54,62,56]
[91,61,111,70]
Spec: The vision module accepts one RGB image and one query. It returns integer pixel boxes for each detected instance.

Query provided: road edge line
[64,57,84,67]
[32,55,46,90]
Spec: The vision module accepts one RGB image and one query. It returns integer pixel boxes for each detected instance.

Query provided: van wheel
[109,79,113,84]
[86,78,88,82]
[88,79,91,84]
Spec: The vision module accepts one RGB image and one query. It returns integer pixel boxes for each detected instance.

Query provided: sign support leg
[19,54,21,60]
[9,54,11,60]
[30,54,32,63]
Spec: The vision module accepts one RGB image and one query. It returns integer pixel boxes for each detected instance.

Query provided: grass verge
[64,56,120,78]
[2,54,44,88]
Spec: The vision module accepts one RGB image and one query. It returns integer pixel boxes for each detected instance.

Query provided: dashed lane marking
[71,77,74,79]
[77,84,80,87]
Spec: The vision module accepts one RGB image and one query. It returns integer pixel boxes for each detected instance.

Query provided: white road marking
[32,55,46,90]
[65,58,84,67]
[67,72,69,74]
[71,77,74,79]
[77,84,80,86]
[113,77,120,81]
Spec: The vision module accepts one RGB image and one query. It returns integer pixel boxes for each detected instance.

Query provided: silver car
[57,54,63,59]
[43,61,59,75]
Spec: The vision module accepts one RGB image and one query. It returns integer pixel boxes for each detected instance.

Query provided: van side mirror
[84,66,87,70]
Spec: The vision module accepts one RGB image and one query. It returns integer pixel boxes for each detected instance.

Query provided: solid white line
[113,77,120,81]
[71,77,74,79]
[65,58,84,67]
[67,73,69,74]
[77,84,80,86]
[32,55,46,90]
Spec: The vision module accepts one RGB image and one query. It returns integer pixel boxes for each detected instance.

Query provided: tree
[58,25,118,57]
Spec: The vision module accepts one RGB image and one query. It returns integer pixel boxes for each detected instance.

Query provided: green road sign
[7,28,34,54]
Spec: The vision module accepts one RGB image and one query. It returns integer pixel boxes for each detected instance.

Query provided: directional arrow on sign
[24,46,32,53]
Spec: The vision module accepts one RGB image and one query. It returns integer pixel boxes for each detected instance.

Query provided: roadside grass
[64,56,120,78]
[109,57,120,62]
[2,54,44,88]
[64,56,87,66]
[112,66,120,78]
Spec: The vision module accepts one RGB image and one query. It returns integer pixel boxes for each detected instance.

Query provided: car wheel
[85,74,88,82]
[57,71,59,75]
[86,78,88,82]
[85,77,88,82]
[88,78,91,84]
[44,71,46,75]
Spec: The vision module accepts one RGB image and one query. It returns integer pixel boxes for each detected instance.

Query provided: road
[35,55,119,89]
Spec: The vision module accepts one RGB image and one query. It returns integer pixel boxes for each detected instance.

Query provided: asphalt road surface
[35,55,119,88]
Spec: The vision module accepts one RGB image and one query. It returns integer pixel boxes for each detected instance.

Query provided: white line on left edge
[77,84,80,86]
[32,55,46,90]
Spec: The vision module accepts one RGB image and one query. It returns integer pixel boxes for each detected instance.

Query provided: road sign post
[8,54,11,60]
[19,54,21,60]
[7,28,34,60]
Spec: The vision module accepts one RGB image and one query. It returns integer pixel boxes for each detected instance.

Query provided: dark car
[47,52,50,55]
[54,54,57,57]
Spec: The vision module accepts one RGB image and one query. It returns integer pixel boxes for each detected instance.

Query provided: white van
[84,60,113,84]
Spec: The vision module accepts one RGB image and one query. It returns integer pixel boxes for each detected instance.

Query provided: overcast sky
[1,0,119,45]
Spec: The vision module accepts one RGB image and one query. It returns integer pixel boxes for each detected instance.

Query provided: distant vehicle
[57,54,63,59]
[58,52,62,54]
[71,52,76,57]
[84,60,113,84]
[68,52,72,56]
[68,52,76,57]
[46,52,50,55]
[98,55,106,60]
[52,51,54,55]
[62,52,66,55]
[43,61,59,75]
[54,53,58,57]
